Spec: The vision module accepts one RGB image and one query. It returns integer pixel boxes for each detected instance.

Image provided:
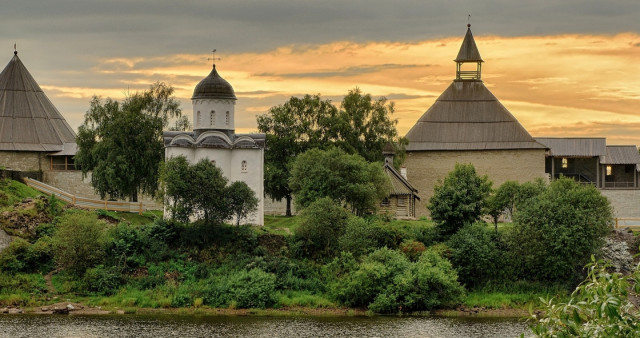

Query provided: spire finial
[208,49,221,68]
[467,14,471,28]
[13,43,17,55]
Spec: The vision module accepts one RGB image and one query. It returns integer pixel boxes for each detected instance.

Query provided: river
[0,314,531,337]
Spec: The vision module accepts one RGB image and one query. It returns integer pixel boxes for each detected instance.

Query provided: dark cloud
[257,64,428,79]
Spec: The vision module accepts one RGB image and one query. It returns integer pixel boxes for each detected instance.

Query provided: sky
[2,0,639,145]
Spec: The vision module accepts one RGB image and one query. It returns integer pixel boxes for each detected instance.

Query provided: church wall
[193,99,235,130]
[165,146,264,226]
[405,149,546,218]
[0,151,45,172]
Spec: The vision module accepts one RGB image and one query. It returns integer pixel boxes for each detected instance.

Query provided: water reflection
[0,314,531,338]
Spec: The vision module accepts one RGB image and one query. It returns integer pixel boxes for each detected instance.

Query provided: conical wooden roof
[455,26,483,62]
[0,52,76,151]
[405,81,545,151]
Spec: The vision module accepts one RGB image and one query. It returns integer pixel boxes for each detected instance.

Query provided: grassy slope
[0,178,43,208]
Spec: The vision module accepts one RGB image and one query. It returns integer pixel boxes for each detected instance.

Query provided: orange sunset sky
[3,1,639,145]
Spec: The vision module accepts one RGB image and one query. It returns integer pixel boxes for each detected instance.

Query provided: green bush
[428,164,492,239]
[447,223,505,288]
[399,240,426,262]
[339,217,396,257]
[0,238,30,273]
[330,247,464,313]
[203,269,278,309]
[507,177,613,284]
[294,198,350,260]
[52,211,107,276]
[83,265,122,295]
[530,257,640,337]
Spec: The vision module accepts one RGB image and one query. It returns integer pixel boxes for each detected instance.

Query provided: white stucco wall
[165,146,264,226]
[193,99,235,131]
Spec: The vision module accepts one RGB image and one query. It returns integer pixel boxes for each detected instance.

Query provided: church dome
[192,65,236,100]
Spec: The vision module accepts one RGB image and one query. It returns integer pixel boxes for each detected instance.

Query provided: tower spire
[454,23,483,81]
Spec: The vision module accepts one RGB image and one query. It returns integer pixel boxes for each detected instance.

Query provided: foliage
[52,212,107,276]
[530,257,640,337]
[203,268,278,309]
[338,217,396,257]
[160,157,230,223]
[227,181,259,225]
[289,147,390,215]
[330,247,464,313]
[507,177,613,284]
[294,198,350,260]
[447,223,505,288]
[75,82,182,201]
[485,181,519,231]
[257,94,338,216]
[83,265,122,295]
[257,90,404,215]
[428,163,492,239]
[0,236,54,274]
[399,240,426,262]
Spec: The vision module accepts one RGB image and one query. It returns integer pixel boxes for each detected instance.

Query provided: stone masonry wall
[600,190,640,218]
[405,149,547,218]
[0,151,45,172]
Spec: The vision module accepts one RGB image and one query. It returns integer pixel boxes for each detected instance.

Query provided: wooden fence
[615,218,640,230]
[24,178,147,215]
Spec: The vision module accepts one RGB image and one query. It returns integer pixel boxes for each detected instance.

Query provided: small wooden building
[379,144,420,218]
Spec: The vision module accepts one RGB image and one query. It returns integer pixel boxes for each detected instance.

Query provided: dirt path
[44,268,61,295]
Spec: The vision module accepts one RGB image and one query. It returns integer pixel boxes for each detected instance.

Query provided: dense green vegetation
[0,171,617,317]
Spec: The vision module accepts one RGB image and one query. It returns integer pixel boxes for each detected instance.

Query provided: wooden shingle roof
[0,52,76,152]
[405,81,545,151]
[602,146,640,165]
[535,138,606,157]
[383,162,418,197]
[455,26,483,62]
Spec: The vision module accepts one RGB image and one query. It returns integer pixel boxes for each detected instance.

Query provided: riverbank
[3,301,531,319]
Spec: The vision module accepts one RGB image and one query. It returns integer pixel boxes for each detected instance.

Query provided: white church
[163,64,265,225]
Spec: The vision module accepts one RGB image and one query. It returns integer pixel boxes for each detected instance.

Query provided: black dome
[192,65,236,100]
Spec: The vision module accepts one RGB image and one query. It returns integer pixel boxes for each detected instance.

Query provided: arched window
[196,111,201,127]
[210,110,215,126]
[241,160,247,172]
[226,111,230,126]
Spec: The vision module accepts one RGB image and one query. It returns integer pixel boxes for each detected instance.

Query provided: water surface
[0,314,531,338]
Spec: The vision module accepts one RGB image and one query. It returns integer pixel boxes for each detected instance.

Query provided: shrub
[83,265,122,295]
[447,223,505,288]
[339,217,396,257]
[0,238,30,273]
[428,164,492,239]
[507,177,613,284]
[52,211,107,276]
[530,257,640,337]
[330,247,464,313]
[399,240,426,262]
[294,198,350,260]
[227,268,278,309]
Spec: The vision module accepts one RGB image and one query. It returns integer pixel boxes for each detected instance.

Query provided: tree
[75,82,182,202]
[428,163,492,238]
[161,156,259,225]
[161,157,230,224]
[257,94,338,216]
[52,211,106,276]
[289,147,390,215]
[485,180,519,232]
[227,181,258,226]
[257,89,404,216]
[294,197,350,260]
[507,177,613,284]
